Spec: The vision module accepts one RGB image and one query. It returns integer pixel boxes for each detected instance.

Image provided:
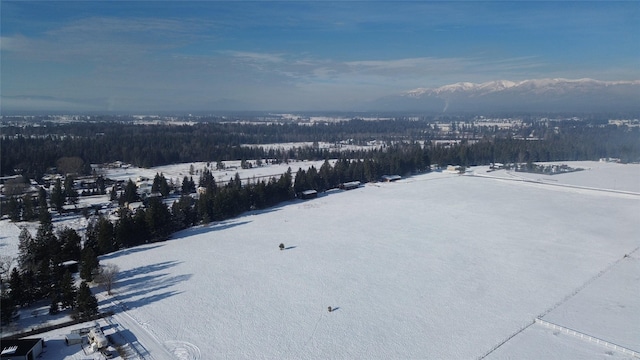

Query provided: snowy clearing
[3,161,638,359]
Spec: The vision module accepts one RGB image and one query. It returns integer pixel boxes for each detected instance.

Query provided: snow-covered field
[102,159,334,187]
[2,161,638,359]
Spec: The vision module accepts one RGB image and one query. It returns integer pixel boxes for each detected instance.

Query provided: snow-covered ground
[2,161,638,359]
[102,159,334,187]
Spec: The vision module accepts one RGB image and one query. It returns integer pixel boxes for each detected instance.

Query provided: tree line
[2,118,639,324]
[3,119,639,180]
[1,211,100,324]
[0,143,431,324]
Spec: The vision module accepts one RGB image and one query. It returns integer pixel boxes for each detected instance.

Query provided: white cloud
[1,16,205,63]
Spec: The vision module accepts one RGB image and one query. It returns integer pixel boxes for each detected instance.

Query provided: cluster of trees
[1,212,101,324]
[5,118,638,180]
[429,127,640,167]
[4,187,49,223]
[3,175,107,222]
[2,117,639,325]
[294,144,431,192]
[47,143,430,259]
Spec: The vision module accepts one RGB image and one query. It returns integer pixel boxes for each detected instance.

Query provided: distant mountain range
[370,78,640,113]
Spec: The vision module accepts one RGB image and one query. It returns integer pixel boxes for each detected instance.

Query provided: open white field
[472,161,640,194]
[2,161,638,359]
[86,162,639,359]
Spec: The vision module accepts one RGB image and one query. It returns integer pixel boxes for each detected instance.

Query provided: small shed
[1,338,43,360]
[127,201,144,212]
[64,333,83,345]
[61,260,79,274]
[446,165,463,174]
[381,175,401,182]
[340,181,361,190]
[300,190,318,199]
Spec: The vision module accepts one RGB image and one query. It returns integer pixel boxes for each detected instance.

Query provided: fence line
[539,247,640,319]
[535,318,640,358]
[477,249,639,360]
[476,320,536,360]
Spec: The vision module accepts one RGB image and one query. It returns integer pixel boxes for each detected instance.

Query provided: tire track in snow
[301,307,325,351]
[164,340,202,360]
[98,292,175,360]
[300,273,328,354]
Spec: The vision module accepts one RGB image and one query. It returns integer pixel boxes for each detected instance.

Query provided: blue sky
[1,1,638,112]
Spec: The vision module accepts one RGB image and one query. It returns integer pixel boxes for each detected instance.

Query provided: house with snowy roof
[1,339,43,360]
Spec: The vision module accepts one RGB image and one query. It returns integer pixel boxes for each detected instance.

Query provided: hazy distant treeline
[2,119,639,179]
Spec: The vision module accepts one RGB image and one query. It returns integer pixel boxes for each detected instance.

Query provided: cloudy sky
[1,1,638,112]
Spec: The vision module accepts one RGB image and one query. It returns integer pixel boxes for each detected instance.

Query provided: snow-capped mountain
[372,78,640,113]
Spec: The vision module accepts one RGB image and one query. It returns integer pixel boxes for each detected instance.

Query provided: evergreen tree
[132,208,151,243]
[306,166,319,191]
[109,187,118,202]
[96,175,106,195]
[60,270,77,309]
[172,195,197,230]
[22,194,35,221]
[34,259,52,300]
[80,247,99,282]
[146,197,172,240]
[114,208,135,248]
[18,228,34,272]
[199,168,216,189]
[182,176,196,194]
[319,160,334,191]
[50,178,65,212]
[64,176,79,204]
[75,281,98,320]
[38,204,52,225]
[121,179,139,205]
[34,218,57,269]
[37,187,48,216]
[7,196,21,222]
[96,217,115,254]
[8,268,24,307]
[58,227,82,262]
[294,168,307,194]
[152,173,171,196]
[0,292,16,324]
[197,194,211,224]
[49,290,60,314]
[20,270,37,306]
[84,219,99,253]
[216,160,225,170]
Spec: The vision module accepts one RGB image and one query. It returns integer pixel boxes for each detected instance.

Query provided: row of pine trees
[2,211,99,324]
[1,144,430,324]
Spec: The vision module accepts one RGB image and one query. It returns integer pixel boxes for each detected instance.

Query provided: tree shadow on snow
[122,290,183,311]
[117,261,182,280]
[284,246,297,250]
[171,220,251,240]
[115,274,192,302]
[103,261,191,312]
[100,244,165,261]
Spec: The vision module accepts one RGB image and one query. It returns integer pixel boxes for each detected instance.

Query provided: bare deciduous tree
[96,263,119,295]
